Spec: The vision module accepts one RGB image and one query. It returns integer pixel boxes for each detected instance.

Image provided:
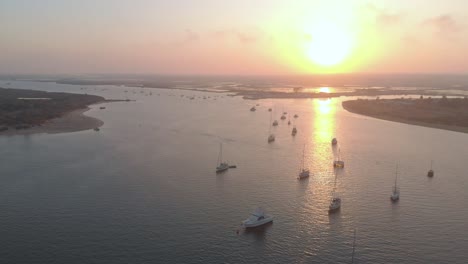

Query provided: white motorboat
[242,207,273,228]
[390,165,400,202]
[328,197,341,213]
[216,143,229,173]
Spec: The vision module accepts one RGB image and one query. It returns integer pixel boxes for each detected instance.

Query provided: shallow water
[1,80,468,263]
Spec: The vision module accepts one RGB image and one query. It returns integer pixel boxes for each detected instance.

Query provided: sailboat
[268,111,275,143]
[390,165,400,202]
[331,137,338,145]
[216,143,229,173]
[427,160,434,177]
[298,145,310,179]
[333,149,344,168]
[329,170,341,213]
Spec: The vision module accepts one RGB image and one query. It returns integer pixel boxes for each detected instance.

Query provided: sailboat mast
[395,165,398,188]
[302,145,305,170]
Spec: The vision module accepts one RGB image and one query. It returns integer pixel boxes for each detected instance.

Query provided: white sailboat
[268,111,275,143]
[215,143,229,173]
[329,170,341,213]
[298,145,310,179]
[390,165,400,201]
[333,149,344,168]
[427,160,434,177]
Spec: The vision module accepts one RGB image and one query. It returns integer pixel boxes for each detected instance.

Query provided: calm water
[1,81,468,263]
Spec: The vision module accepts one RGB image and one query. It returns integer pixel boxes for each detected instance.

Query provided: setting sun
[306,22,354,67]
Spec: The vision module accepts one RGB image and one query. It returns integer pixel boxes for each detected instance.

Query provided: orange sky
[1,0,467,75]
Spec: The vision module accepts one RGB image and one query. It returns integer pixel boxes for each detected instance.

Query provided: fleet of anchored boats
[220,105,437,231]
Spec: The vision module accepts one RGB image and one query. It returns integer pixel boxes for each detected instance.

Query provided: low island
[343,97,468,134]
[0,87,106,135]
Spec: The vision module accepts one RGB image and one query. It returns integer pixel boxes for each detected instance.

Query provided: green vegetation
[0,87,103,129]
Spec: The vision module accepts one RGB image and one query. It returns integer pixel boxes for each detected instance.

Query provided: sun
[306,22,353,67]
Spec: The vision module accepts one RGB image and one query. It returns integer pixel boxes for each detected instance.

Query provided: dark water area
[1,80,468,263]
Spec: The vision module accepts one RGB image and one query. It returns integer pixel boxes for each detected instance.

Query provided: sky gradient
[1,0,467,75]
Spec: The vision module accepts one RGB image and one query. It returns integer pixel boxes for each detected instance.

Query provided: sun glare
[306,22,353,67]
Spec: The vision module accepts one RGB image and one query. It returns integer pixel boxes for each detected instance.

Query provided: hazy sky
[1,0,467,75]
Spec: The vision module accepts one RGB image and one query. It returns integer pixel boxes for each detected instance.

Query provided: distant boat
[268,108,272,112]
[242,207,273,228]
[427,160,434,177]
[294,114,299,118]
[298,145,310,179]
[283,111,287,115]
[272,120,279,126]
[216,143,229,173]
[280,115,286,120]
[250,106,256,112]
[333,149,344,168]
[93,127,100,131]
[390,165,400,202]
[99,106,106,110]
[291,126,297,136]
[332,138,338,145]
[329,171,341,213]
[288,120,291,125]
[268,111,275,143]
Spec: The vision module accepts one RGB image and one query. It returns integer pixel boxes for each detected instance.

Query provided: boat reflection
[243,221,273,242]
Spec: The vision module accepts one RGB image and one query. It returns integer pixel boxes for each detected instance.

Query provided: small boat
[216,143,229,173]
[268,111,275,143]
[250,106,256,112]
[329,197,341,213]
[280,115,286,120]
[390,165,400,202]
[268,134,275,143]
[99,106,106,110]
[294,114,298,118]
[291,126,297,136]
[242,207,273,228]
[427,160,434,177]
[298,145,310,179]
[333,149,344,168]
[272,120,279,126]
[332,138,338,145]
[288,120,291,125]
[283,111,287,115]
[93,127,100,131]
[329,172,341,213]
[268,108,272,112]
[229,165,237,169]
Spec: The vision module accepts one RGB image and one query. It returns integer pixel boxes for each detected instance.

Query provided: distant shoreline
[0,87,131,136]
[342,98,468,134]
[0,107,104,136]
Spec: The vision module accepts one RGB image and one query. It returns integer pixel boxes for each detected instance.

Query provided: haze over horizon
[1,0,468,75]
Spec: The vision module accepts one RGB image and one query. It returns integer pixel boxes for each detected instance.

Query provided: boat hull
[243,217,273,228]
